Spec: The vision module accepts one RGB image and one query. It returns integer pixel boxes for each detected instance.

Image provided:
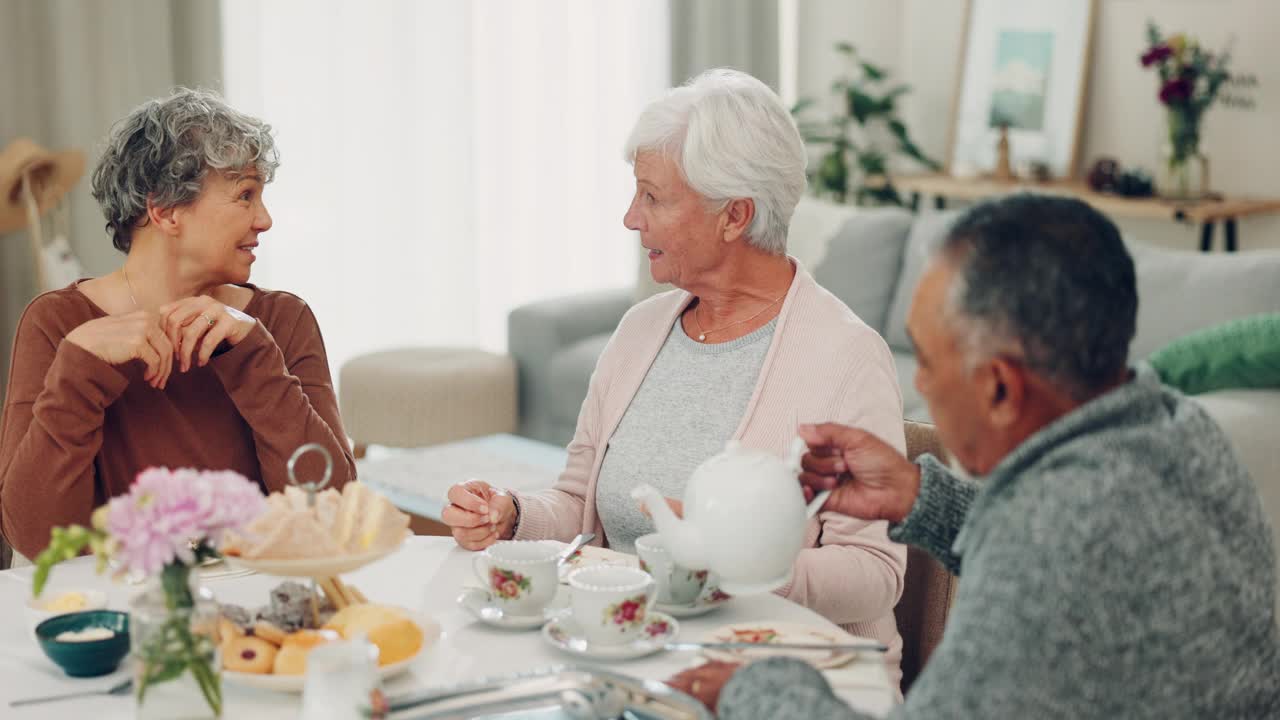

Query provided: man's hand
[667,661,740,712]
[798,423,921,524]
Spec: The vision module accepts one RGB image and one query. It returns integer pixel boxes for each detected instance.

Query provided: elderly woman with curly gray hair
[0,88,354,560]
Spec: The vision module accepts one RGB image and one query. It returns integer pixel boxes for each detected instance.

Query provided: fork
[10,678,132,707]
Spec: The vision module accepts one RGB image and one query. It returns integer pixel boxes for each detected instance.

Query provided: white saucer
[457,587,565,630]
[655,592,731,618]
[542,610,678,661]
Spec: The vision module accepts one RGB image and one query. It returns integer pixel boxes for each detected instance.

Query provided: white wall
[796,0,1280,252]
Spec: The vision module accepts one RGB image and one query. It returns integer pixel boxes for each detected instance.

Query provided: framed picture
[946,0,1096,180]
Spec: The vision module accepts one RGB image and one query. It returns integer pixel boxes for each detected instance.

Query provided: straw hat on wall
[0,138,84,234]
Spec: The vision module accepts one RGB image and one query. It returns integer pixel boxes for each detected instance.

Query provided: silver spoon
[10,678,133,707]
[557,532,596,566]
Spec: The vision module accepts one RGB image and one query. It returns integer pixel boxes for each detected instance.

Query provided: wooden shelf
[893,174,1280,226]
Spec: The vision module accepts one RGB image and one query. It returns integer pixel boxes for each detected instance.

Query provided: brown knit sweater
[0,282,355,558]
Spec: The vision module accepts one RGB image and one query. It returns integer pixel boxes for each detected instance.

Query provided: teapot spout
[631,484,707,569]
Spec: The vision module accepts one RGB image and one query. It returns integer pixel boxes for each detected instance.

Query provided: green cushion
[1149,313,1280,395]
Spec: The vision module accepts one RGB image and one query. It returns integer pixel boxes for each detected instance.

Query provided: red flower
[620,600,639,621]
[1141,45,1172,67]
[1159,76,1193,105]
[646,621,670,637]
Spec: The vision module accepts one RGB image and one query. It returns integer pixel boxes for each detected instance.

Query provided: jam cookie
[222,636,277,674]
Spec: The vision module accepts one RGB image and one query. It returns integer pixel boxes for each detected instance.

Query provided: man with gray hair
[671,194,1280,718]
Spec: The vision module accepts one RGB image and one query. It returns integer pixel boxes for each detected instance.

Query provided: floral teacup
[566,565,656,646]
[471,541,560,617]
[635,533,709,606]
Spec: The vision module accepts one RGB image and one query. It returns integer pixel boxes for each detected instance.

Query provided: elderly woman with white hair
[443,69,907,683]
[0,88,354,560]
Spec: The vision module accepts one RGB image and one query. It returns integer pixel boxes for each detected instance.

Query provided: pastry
[251,620,287,646]
[218,616,245,644]
[272,629,339,675]
[335,483,410,553]
[324,604,423,665]
[247,510,343,559]
[223,636,277,674]
[222,483,408,560]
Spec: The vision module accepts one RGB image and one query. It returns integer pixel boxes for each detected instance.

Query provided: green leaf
[847,88,880,124]
[835,42,856,56]
[1146,21,1162,47]
[856,150,888,175]
[790,97,816,115]
[879,85,911,113]
[816,150,848,196]
[860,62,886,81]
[898,139,942,170]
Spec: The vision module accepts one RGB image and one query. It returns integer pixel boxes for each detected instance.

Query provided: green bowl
[35,610,131,678]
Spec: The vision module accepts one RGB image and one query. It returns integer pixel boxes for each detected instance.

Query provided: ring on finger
[200,312,216,326]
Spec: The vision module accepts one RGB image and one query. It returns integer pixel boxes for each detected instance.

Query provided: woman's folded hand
[159,295,257,373]
[66,310,174,389]
[443,479,517,550]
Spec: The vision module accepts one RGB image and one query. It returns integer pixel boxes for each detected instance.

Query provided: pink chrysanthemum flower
[105,468,265,577]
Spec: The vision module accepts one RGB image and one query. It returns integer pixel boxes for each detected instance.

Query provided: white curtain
[220,0,668,377]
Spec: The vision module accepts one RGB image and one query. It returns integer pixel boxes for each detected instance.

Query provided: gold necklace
[692,293,785,342]
[121,267,139,308]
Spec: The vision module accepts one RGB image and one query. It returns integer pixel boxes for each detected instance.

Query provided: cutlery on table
[664,640,887,653]
[557,532,596,565]
[10,678,133,707]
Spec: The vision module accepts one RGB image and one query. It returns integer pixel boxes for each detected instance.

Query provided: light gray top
[594,315,777,553]
[717,366,1280,719]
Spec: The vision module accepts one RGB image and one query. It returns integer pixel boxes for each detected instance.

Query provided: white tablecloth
[1,537,896,718]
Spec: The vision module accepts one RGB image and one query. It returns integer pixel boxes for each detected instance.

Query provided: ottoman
[339,348,517,452]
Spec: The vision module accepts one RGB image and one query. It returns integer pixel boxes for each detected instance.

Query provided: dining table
[0,536,898,718]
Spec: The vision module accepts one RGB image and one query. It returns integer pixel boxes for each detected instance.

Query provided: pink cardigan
[513,262,907,686]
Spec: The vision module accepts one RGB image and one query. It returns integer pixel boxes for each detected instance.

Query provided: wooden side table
[893,174,1280,252]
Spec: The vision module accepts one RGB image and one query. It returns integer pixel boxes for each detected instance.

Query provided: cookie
[219,616,245,644]
[222,636,277,674]
[251,620,287,645]
[272,629,339,675]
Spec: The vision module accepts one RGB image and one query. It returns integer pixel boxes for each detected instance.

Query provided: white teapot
[631,438,828,595]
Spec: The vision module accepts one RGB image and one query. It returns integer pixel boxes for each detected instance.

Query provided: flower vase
[130,564,222,719]
[1159,108,1209,200]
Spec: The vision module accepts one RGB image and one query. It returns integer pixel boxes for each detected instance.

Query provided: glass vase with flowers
[32,468,265,718]
[1140,22,1234,199]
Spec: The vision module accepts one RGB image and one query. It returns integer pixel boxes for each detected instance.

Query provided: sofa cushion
[891,351,930,422]
[787,196,862,270]
[547,332,612,428]
[1128,243,1280,360]
[1191,388,1280,615]
[1149,313,1280,395]
[882,211,962,351]
[812,207,913,335]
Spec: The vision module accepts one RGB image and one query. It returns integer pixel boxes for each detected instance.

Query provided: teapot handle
[805,489,832,519]
[787,436,806,473]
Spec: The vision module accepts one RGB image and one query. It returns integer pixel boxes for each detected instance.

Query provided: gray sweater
[719,367,1280,719]
[596,317,775,553]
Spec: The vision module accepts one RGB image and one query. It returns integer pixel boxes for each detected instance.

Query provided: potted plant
[792,43,939,206]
